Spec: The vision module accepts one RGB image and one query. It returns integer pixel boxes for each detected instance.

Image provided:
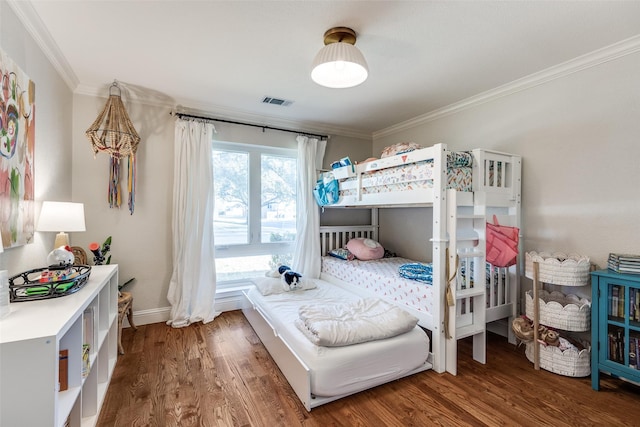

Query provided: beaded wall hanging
[86,80,140,214]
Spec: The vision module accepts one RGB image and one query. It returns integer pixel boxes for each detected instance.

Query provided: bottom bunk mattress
[245,280,430,397]
[321,256,435,319]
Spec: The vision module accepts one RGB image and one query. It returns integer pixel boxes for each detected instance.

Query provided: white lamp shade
[37,201,86,233]
[311,42,369,89]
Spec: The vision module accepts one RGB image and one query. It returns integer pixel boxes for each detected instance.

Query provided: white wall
[373,50,640,274]
[0,0,74,276]
[72,96,372,322]
[72,95,174,320]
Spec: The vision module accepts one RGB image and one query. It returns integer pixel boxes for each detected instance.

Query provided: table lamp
[36,201,86,249]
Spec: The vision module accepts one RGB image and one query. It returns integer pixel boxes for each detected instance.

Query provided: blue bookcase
[591,269,640,390]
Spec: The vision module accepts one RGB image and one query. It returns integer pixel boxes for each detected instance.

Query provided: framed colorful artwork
[0,48,35,248]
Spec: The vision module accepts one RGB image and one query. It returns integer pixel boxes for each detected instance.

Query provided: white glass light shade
[311,42,369,89]
[37,201,86,248]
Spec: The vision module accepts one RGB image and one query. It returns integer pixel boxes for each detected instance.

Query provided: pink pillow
[346,238,384,260]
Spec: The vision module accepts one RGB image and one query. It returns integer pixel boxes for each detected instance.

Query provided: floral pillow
[380,142,423,158]
[346,238,385,260]
[328,248,355,261]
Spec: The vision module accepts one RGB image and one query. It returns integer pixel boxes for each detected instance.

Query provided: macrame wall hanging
[86,80,140,214]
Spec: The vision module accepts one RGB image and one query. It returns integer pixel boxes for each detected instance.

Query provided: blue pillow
[328,248,354,261]
[399,263,433,284]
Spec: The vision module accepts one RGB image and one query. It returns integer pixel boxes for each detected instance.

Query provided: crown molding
[373,34,640,139]
[7,0,79,90]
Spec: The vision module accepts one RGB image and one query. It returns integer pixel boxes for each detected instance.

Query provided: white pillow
[252,278,283,296]
[252,277,318,295]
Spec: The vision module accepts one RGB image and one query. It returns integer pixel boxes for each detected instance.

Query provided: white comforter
[295,297,418,347]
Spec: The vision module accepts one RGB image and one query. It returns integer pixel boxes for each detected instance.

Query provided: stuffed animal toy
[47,246,74,267]
[512,316,560,347]
[281,270,302,291]
[264,264,304,290]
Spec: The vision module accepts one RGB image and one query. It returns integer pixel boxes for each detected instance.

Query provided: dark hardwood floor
[98,311,640,426]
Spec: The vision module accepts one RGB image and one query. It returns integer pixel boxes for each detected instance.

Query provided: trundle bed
[243,279,430,411]
[242,142,522,410]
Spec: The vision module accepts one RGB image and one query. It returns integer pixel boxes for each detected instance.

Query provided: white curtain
[167,119,220,328]
[292,135,326,278]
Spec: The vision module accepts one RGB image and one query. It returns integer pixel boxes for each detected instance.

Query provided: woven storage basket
[525,341,591,377]
[525,290,591,332]
[525,251,590,286]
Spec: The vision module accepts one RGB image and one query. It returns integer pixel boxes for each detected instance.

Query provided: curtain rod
[171,111,329,140]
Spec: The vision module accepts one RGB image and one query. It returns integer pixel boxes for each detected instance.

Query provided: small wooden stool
[117,291,137,354]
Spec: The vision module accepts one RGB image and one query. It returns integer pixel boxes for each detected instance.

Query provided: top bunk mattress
[340,152,473,196]
[321,256,435,321]
[246,280,429,397]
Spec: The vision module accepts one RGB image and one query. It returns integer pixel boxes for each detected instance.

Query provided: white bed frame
[319,143,522,375]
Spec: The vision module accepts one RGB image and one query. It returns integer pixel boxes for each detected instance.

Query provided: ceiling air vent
[262,96,293,107]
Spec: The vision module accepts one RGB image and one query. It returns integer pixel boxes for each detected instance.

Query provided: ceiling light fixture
[311,27,368,89]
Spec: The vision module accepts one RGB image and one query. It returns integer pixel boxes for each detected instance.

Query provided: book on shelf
[608,327,625,364]
[630,336,640,370]
[83,307,95,353]
[611,285,623,317]
[630,288,640,323]
[58,349,68,391]
[82,307,94,377]
[608,253,640,274]
[609,253,640,262]
[82,344,90,378]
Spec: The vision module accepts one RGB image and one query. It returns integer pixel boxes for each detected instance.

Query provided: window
[213,141,297,285]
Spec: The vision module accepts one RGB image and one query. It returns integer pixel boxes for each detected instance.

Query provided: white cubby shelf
[0,265,119,427]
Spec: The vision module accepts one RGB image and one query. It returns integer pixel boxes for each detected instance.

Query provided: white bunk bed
[318,143,522,375]
[241,142,521,411]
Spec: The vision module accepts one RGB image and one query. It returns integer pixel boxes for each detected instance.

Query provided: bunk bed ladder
[472,162,522,345]
[445,189,487,375]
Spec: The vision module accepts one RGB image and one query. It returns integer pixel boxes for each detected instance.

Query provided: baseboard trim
[126,292,248,327]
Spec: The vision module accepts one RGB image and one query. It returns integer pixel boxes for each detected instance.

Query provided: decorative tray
[9,265,92,302]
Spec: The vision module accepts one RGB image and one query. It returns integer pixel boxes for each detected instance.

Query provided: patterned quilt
[321,256,435,316]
